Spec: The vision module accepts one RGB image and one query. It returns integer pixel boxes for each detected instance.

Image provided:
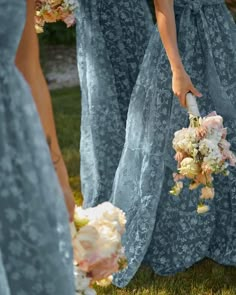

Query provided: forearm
[31,64,62,155]
[154,0,183,73]
[16,0,61,155]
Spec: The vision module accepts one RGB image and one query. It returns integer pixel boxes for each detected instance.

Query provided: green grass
[51,86,81,175]
[51,86,82,204]
[51,86,236,295]
[95,262,236,295]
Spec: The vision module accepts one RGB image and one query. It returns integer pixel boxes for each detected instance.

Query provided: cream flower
[170,181,183,196]
[179,157,201,179]
[72,202,127,287]
[200,187,215,200]
[74,267,91,291]
[189,181,200,190]
[48,0,63,7]
[197,204,210,214]
[96,276,113,287]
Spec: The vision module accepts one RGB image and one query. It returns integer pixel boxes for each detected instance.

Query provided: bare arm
[154,0,202,107]
[16,0,59,153]
[16,0,75,221]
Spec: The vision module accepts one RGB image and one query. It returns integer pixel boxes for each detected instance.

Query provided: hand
[54,153,75,222]
[172,68,202,107]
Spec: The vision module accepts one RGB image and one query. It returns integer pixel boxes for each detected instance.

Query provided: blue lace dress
[75,0,153,207]
[0,1,75,294]
[111,0,236,287]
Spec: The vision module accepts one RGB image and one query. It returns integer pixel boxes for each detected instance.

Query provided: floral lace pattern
[0,1,74,294]
[112,0,236,287]
[75,0,153,208]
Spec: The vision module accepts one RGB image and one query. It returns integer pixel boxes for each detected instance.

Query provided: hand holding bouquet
[71,202,127,294]
[35,0,77,33]
[170,93,236,213]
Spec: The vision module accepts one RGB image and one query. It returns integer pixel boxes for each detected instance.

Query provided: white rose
[74,268,91,291]
[77,225,99,256]
[84,288,97,295]
[95,223,121,257]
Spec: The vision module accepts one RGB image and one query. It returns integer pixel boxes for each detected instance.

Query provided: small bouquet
[170,93,236,213]
[35,0,78,33]
[71,202,127,295]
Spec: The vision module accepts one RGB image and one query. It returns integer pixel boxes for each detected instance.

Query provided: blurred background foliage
[38,22,76,46]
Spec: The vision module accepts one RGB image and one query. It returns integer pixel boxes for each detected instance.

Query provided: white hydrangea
[74,267,93,294]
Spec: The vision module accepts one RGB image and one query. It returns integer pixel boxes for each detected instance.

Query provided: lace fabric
[111,0,236,287]
[0,1,75,294]
[76,0,153,208]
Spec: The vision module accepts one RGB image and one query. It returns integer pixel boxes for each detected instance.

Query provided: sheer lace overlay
[0,1,74,294]
[111,0,236,287]
[76,0,153,208]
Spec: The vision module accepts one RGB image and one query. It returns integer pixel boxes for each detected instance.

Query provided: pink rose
[80,254,119,281]
[219,139,231,151]
[90,255,119,281]
[196,126,207,140]
[196,173,213,186]
[229,152,236,166]
[202,113,223,130]
[200,187,215,200]
[173,173,185,182]
[64,14,76,27]
[221,128,228,139]
[174,152,185,163]
[189,181,200,190]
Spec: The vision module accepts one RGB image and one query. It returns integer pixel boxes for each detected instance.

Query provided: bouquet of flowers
[170,93,236,213]
[35,0,77,33]
[71,202,127,295]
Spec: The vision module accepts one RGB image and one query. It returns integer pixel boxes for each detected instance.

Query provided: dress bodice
[0,1,26,63]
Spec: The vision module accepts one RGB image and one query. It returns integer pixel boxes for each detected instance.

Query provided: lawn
[51,87,236,295]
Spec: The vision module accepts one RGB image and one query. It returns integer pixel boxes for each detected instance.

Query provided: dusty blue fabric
[111,0,236,287]
[0,251,10,295]
[0,1,75,294]
[76,0,154,207]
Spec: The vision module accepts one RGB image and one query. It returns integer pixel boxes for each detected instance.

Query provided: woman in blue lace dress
[0,1,75,293]
[111,0,236,287]
[76,0,153,207]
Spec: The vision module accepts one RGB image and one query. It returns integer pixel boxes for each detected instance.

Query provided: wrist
[170,58,185,75]
[171,64,185,75]
[46,135,62,165]
[46,135,61,153]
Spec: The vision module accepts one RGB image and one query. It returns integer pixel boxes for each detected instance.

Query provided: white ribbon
[186,92,200,117]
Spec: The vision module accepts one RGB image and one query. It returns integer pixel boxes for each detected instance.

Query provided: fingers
[175,87,202,108]
[180,93,187,108]
[173,90,187,108]
[190,85,202,98]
